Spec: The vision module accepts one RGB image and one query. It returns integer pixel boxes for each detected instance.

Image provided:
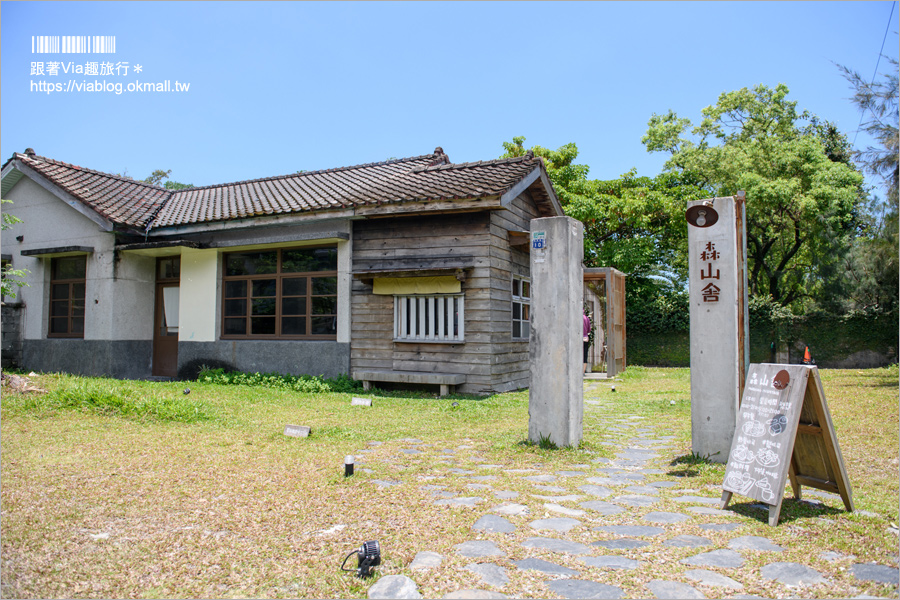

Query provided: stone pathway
[356,387,897,599]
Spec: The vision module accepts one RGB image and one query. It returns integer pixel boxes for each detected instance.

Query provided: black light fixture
[344,455,354,477]
[341,540,381,578]
[686,200,718,228]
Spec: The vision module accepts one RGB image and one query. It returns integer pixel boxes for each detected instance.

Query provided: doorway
[152,257,180,377]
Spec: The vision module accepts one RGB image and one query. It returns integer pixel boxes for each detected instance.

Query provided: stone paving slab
[545,579,625,599]
[532,485,567,493]
[409,551,443,571]
[577,485,613,498]
[544,503,585,517]
[579,501,625,516]
[490,503,529,516]
[611,494,658,507]
[455,540,506,558]
[728,535,784,552]
[698,523,743,532]
[673,495,720,505]
[368,575,422,599]
[759,562,826,586]
[512,557,579,576]
[521,536,592,555]
[473,514,515,533]
[578,555,643,570]
[680,549,745,568]
[531,494,583,502]
[684,569,744,590]
[594,525,665,537]
[465,563,509,587]
[662,535,712,548]
[592,538,650,550]
[643,511,689,524]
[645,579,706,599]
[686,506,733,516]
[529,517,581,533]
[443,590,507,599]
[435,496,484,507]
[493,490,519,500]
[850,563,899,585]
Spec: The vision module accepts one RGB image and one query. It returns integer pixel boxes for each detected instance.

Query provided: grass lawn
[1,366,897,599]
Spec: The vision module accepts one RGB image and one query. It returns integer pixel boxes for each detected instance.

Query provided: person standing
[583,311,592,374]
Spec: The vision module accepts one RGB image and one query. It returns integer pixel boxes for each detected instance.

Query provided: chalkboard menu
[721,363,853,526]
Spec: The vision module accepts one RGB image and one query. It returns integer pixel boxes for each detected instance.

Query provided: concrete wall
[1,303,24,368]
[177,340,350,380]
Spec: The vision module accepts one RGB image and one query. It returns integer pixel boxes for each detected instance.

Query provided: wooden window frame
[48,255,87,338]
[393,294,464,343]
[512,274,531,340]
[220,246,338,340]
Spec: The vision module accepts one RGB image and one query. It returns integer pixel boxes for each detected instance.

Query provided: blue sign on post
[532,231,546,250]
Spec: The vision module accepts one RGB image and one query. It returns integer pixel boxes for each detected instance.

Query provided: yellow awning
[373,276,461,295]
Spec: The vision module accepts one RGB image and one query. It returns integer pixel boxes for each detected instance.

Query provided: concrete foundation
[528,216,584,448]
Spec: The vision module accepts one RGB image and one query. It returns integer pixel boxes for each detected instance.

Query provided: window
[512,275,530,340]
[394,294,464,342]
[49,255,86,337]
[222,246,337,339]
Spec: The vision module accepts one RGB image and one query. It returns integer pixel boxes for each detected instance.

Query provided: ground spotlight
[341,540,381,578]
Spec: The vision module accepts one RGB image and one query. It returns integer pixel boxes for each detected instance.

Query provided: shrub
[197,367,363,393]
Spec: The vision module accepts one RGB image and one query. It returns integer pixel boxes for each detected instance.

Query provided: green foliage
[197,367,362,394]
[7,380,213,422]
[643,83,867,309]
[143,168,193,190]
[1,199,29,300]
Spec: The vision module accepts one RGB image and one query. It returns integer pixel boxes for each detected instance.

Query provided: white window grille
[394,294,464,342]
[512,275,531,339]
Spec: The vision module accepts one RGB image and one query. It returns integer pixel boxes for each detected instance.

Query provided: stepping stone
[556,470,587,477]
[431,490,457,499]
[686,506,732,516]
[490,503,529,516]
[367,574,422,599]
[648,481,677,489]
[521,537,591,555]
[525,474,558,483]
[532,485,567,493]
[674,495,720,505]
[680,549,745,568]
[579,555,642,570]
[465,563,509,587]
[531,494,583,502]
[455,540,506,558]
[367,441,384,446]
[594,525,665,537]
[402,449,422,455]
[512,557,578,576]
[591,457,613,464]
[477,464,504,470]
[467,484,492,490]
[448,468,475,475]
[399,438,424,444]
[593,538,650,550]
[577,485,612,498]
[443,591,507,599]
[850,563,899,585]
[728,536,784,552]
[624,473,647,480]
[819,551,848,562]
[494,490,519,500]
[529,517,581,533]
[617,452,658,461]
[372,480,402,488]
[410,551,443,571]
[623,485,659,495]
[612,495,657,507]
[545,579,624,599]
[586,477,630,487]
[663,535,712,548]
[579,500,624,516]
[643,511,689,524]
[435,497,483,507]
[760,562,826,586]
[645,579,706,599]
[473,514,516,534]
[544,503,585,517]
[468,475,497,482]
[684,569,743,590]
[698,523,743,532]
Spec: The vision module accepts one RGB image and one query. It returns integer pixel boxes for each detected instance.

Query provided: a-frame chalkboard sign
[720,363,854,526]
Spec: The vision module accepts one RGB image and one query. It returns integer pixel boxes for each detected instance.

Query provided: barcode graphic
[31,36,116,54]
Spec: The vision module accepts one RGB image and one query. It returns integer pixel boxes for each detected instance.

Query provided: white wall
[0,176,159,341]
[179,247,218,342]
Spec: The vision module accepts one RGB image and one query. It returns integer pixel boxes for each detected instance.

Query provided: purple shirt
[583,314,591,337]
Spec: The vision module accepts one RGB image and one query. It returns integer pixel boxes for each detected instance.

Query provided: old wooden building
[2,147,562,395]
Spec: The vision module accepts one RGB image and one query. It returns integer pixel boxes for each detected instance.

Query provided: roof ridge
[169,153,437,195]
[410,153,537,173]
[17,153,172,192]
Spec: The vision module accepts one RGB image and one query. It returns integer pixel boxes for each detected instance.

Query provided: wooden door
[607,269,627,377]
[152,257,181,377]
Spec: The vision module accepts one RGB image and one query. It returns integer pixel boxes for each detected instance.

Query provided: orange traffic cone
[803,346,812,364]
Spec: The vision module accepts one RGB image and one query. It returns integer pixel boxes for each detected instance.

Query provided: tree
[833,56,899,312]
[1,199,29,301]
[143,169,193,190]
[643,84,866,308]
[500,137,704,291]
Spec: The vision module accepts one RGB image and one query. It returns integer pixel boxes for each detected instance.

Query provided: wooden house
[1,147,562,395]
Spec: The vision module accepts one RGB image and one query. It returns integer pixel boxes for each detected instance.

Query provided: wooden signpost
[721,363,854,526]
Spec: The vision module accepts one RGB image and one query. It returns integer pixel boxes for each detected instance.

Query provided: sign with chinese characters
[721,364,854,526]
[532,230,546,263]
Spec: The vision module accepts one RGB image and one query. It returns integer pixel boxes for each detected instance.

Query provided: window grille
[393,294,464,342]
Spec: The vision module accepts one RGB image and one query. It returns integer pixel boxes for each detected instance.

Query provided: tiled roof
[4,151,170,229]
[3,147,553,231]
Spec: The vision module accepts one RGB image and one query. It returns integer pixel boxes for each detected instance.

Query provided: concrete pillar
[529,216,584,448]
[687,195,749,462]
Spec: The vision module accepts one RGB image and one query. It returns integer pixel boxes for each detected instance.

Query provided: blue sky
[2,2,897,196]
